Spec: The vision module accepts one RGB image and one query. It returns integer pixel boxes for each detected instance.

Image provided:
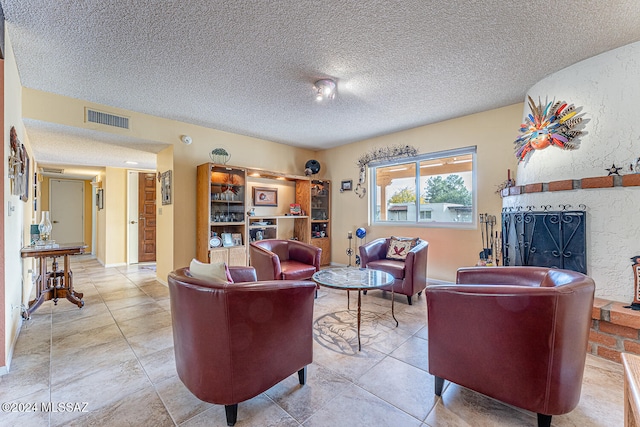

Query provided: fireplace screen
[501,208,586,274]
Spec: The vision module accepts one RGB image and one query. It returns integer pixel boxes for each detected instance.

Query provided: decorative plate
[210,236,222,248]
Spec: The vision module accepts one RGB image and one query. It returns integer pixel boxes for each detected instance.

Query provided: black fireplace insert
[502,207,586,274]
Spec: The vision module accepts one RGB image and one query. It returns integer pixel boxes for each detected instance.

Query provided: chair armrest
[359,238,388,267]
[289,240,321,268]
[249,243,281,280]
[228,266,257,283]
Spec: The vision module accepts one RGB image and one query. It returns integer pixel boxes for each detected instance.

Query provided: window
[370,146,476,228]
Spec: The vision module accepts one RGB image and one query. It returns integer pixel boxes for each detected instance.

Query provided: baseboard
[1,317,23,376]
[103,262,127,268]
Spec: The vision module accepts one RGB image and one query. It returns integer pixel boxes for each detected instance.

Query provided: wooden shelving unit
[197,163,248,265]
[247,216,310,241]
[197,164,331,266]
[309,180,331,265]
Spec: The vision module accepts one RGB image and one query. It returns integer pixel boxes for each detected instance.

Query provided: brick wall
[590,298,640,363]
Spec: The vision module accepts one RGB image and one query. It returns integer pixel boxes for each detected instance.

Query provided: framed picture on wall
[253,187,278,206]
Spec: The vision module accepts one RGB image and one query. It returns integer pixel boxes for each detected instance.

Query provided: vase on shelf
[38,211,52,241]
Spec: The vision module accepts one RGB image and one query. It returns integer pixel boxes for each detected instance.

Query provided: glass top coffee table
[312,267,397,351]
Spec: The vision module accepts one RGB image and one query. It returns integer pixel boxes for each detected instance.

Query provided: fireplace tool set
[479,213,498,266]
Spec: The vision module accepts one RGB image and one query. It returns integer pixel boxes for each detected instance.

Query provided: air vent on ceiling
[85,108,130,129]
[41,167,64,174]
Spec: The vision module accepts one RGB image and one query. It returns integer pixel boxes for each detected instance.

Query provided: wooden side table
[623,352,640,427]
[20,243,87,319]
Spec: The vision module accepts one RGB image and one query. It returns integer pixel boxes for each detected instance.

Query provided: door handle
[52,220,59,224]
[130,221,137,224]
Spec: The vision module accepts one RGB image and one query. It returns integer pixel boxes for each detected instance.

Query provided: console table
[20,243,87,319]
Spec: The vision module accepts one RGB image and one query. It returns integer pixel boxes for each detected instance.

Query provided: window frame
[369,146,477,229]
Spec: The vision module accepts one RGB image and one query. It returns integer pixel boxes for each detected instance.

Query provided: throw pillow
[386,237,419,261]
[189,259,233,284]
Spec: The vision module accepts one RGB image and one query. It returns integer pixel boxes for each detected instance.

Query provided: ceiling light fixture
[314,79,336,101]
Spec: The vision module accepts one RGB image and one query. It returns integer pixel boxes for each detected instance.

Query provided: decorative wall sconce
[161,170,172,205]
[96,189,104,210]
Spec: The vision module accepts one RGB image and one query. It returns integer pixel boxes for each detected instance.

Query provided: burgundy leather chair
[358,238,428,304]
[168,266,316,426]
[249,239,321,281]
[426,266,595,427]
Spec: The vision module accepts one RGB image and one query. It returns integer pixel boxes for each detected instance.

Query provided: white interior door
[50,179,84,244]
[127,171,139,264]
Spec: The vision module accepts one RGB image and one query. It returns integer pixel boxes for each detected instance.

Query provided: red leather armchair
[426,267,595,427]
[359,238,428,304]
[249,239,321,281]
[168,266,316,426]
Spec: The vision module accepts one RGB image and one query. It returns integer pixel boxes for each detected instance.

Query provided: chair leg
[225,404,238,426]
[537,413,552,427]
[298,366,307,385]
[407,295,413,305]
[418,291,423,297]
[434,376,444,396]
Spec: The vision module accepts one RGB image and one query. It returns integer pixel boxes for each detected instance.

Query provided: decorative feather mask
[514,96,584,163]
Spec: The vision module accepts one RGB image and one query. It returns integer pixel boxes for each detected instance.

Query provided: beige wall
[3,31,33,372]
[321,103,522,281]
[21,90,319,281]
[20,85,521,284]
[103,167,127,267]
[155,146,174,284]
[95,171,106,264]
[83,181,92,253]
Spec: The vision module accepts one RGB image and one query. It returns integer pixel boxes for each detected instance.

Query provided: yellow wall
[321,103,522,281]
[21,89,318,280]
[103,167,127,267]
[95,171,106,264]
[20,87,522,284]
[155,146,174,284]
[84,181,92,253]
[3,30,32,371]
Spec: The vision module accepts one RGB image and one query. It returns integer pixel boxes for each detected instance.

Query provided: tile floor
[0,256,624,426]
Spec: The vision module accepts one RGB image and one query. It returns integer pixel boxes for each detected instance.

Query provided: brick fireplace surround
[591,298,640,363]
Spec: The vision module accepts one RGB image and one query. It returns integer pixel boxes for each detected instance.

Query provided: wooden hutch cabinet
[196,163,248,265]
[310,180,331,265]
[197,163,331,266]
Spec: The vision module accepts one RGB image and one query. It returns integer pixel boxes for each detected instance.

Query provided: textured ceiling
[3,0,640,176]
